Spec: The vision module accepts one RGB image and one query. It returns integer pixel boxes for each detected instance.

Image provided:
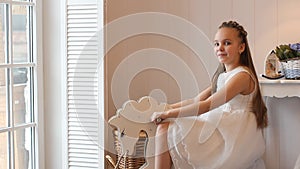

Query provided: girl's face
[214,27,245,67]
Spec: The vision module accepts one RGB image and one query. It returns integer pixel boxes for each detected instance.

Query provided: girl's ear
[239,43,245,54]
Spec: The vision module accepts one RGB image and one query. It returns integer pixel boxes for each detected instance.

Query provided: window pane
[12,5,29,63]
[0,68,7,128]
[13,67,31,125]
[0,5,6,64]
[0,132,8,169]
[14,127,33,169]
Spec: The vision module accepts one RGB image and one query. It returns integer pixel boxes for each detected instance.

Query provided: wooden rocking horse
[108,96,170,169]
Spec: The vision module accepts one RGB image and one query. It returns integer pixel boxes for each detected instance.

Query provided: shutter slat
[68,41,98,46]
[68,131,98,137]
[68,96,97,99]
[68,104,98,109]
[67,14,98,19]
[68,50,98,55]
[69,153,98,159]
[68,9,97,14]
[67,46,98,51]
[68,100,97,106]
[69,163,98,168]
[68,19,98,24]
[69,139,98,145]
[68,123,98,128]
[69,167,98,169]
[70,135,98,141]
[68,78,98,82]
[67,86,98,91]
[67,54,98,59]
[67,32,97,37]
[67,23,98,28]
[68,90,97,96]
[68,112,98,117]
[68,28,98,32]
[68,79,98,83]
[69,148,98,154]
[68,144,99,149]
[68,117,98,121]
[68,74,98,79]
[67,68,98,73]
[69,158,98,163]
[69,121,98,126]
[67,5,97,10]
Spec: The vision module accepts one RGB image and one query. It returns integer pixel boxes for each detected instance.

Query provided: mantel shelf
[259,77,300,98]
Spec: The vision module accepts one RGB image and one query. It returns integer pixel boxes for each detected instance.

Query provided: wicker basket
[280,57,300,79]
[113,130,147,169]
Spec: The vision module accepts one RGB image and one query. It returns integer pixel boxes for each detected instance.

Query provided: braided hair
[211,21,268,129]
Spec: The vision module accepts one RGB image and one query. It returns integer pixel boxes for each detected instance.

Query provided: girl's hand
[151,111,168,125]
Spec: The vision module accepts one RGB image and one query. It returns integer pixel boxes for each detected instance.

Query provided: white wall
[42,0,300,168]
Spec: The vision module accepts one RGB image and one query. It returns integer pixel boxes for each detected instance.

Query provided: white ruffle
[169,111,264,169]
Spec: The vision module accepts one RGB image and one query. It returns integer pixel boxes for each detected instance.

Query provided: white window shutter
[65,0,104,168]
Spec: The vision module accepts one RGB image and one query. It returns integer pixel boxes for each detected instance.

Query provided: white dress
[168,66,266,169]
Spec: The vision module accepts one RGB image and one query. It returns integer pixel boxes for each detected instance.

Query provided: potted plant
[274,43,300,79]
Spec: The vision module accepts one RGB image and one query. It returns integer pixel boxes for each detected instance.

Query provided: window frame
[0,0,44,168]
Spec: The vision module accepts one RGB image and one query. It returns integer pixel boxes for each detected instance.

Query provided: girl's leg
[155,122,172,169]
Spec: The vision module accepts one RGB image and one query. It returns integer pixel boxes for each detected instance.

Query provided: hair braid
[219,21,248,42]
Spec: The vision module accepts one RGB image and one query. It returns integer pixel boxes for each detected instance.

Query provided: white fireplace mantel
[259,77,300,98]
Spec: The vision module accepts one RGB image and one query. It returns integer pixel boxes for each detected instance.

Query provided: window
[0,0,39,169]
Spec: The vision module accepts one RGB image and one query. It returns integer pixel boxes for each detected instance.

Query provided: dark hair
[211,21,268,128]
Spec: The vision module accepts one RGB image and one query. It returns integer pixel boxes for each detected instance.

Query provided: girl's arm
[194,85,212,101]
[170,86,212,109]
[153,72,253,120]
